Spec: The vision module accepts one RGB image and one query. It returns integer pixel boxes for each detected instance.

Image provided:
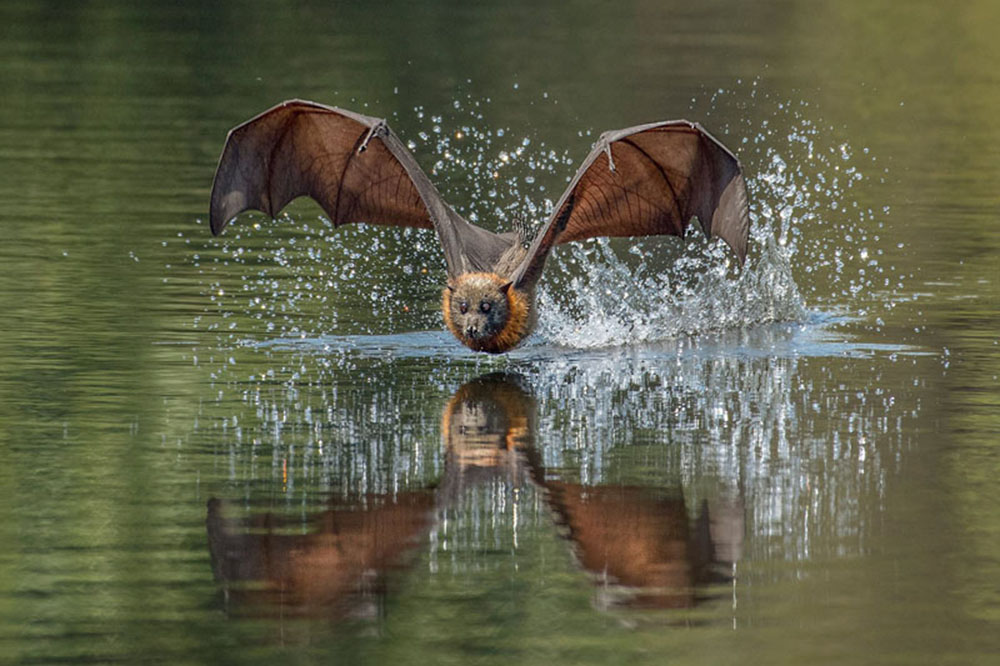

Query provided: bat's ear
[446,283,456,293]
[500,281,513,294]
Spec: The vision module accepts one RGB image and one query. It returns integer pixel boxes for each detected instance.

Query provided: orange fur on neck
[442,273,531,353]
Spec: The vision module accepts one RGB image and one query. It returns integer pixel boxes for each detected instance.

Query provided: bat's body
[210,100,749,353]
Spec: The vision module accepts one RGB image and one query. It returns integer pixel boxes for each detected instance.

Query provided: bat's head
[442,273,531,354]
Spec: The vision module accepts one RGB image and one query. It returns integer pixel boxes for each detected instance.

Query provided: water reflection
[546,486,742,610]
[208,372,742,619]
[444,373,742,610]
[204,318,925,585]
[206,493,435,619]
[438,373,544,495]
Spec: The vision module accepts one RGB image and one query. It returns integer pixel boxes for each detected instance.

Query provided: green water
[2,1,998,664]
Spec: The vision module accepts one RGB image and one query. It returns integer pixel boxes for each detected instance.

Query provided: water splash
[536,233,805,348]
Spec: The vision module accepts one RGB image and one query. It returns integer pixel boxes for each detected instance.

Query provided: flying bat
[209,100,749,353]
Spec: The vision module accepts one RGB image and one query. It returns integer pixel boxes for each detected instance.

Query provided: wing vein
[619,137,684,231]
[266,109,302,216]
[333,127,370,226]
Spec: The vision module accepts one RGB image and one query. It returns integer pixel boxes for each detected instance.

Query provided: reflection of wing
[545,483,698,608]
[209,99,514,277]
[512,120,749,289]
[206,494,434,617]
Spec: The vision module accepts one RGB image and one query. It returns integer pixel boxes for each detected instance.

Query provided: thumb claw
[603,139,616,172]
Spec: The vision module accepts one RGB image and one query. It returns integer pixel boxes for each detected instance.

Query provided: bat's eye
[480,301,491,313]
[459,301,468,314]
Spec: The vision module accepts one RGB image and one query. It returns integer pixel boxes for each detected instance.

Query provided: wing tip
[209,183,236,235]
[209,214,227,236]
[209,197,233,235]
[734,237,748,267]
[712,171,750,267]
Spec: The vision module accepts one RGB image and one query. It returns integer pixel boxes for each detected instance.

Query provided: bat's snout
[465,325,480,339]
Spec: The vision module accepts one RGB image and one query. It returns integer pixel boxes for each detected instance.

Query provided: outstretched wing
[209,99,513,278]
[511,120,749,289]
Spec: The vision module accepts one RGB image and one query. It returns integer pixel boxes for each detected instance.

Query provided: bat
[209,100,749,353]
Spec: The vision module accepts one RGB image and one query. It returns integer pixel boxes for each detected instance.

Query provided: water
[2,1,999,664]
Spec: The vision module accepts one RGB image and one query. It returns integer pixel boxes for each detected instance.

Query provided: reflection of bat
[210,100,749,352]
[204,373,744,620]
[545,485,738,610]
[437,372,543,495]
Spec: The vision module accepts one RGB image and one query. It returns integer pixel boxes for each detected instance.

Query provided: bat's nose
[465,325,478,338]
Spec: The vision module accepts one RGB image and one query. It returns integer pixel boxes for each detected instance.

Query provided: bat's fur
[442,273,534,353]
[440,239,537,353]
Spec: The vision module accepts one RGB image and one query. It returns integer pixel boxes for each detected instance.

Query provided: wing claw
[359,120,386,153]
[601,136,617,173]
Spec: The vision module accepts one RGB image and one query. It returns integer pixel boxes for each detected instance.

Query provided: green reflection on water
[1,0,998,664]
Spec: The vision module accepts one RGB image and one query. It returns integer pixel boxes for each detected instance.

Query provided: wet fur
[442,273,534,353]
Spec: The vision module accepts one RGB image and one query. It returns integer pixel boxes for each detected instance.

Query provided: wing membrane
[513,120,749,289]
[209,100,513,277]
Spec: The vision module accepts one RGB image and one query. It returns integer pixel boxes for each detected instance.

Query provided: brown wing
[511,120,749,289]
[209,99,513,277]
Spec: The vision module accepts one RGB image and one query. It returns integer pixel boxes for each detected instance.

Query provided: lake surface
[2,1,998,664]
